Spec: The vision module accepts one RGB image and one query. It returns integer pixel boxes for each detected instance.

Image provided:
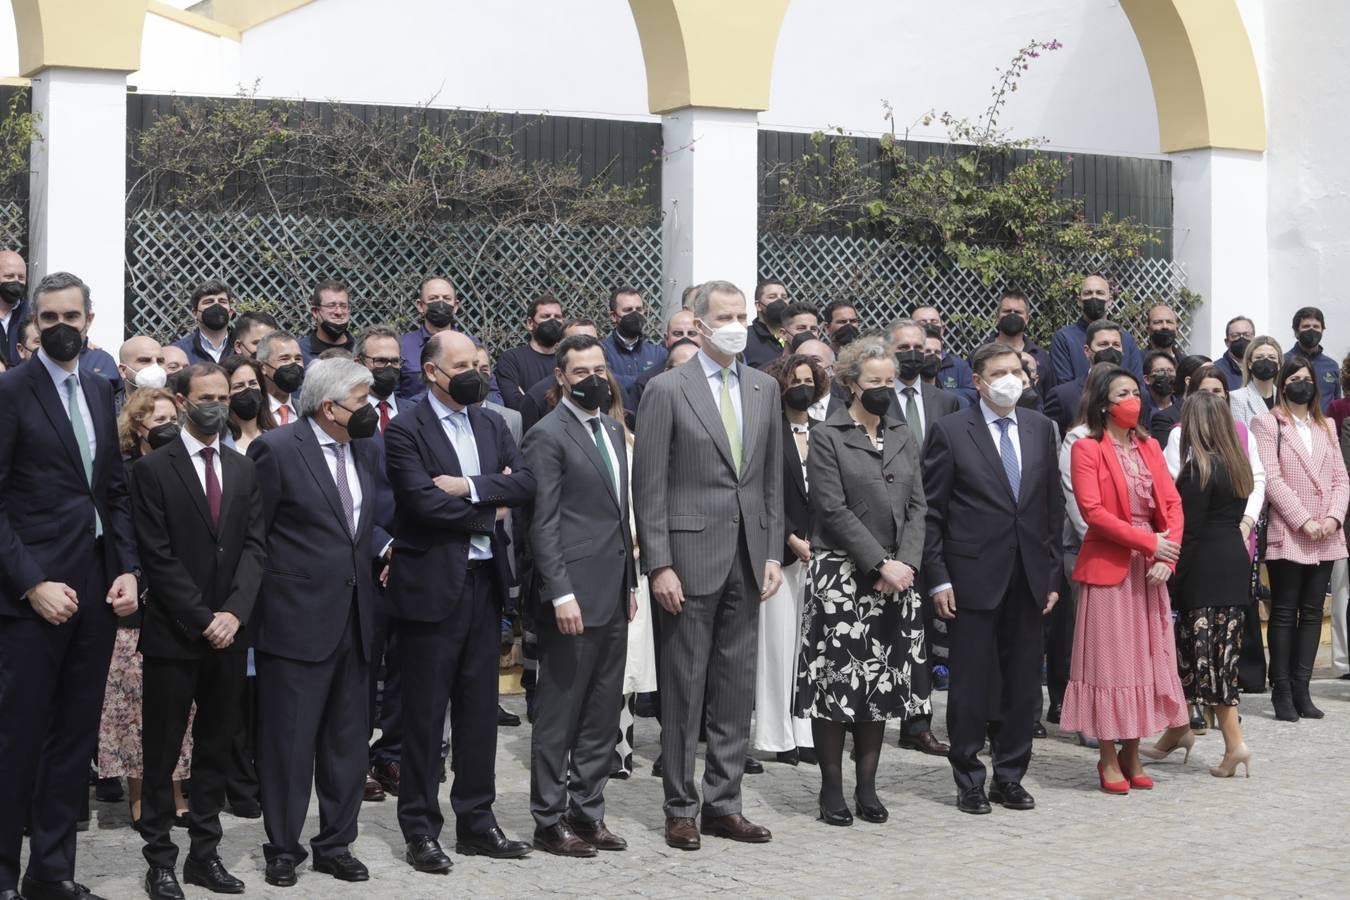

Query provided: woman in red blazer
[1061,368,1188,794]
[1251,358,1349,722]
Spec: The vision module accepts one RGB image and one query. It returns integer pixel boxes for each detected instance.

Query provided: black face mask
[424,300,455,329]
[832,324,859,347]
[271,363,304,395]
[0,280,25,307]
[146,422,180,450]
[858,386,892,416]
[1081,298,1107,322]
[446,368,490,406]
[1149,374,1175,396]
[783,384,815,412]
[1092,347,1124,366]
[370,365,399,399]
[320,319,349,340]
[895,350,924,381]
[1149,328,1176,349]
[534,318,564,348]
[918,354,941,380]
[1283,380,1316,406]
[337,401,379,440]
[763,299,788,328]
[568,373,611,412]
[1297,329,1322,350]
[997,313,1026,337]
[40,322,83,363]
[230,388,262,421]
[616,311,644,341]
[1228,338,1251,361]
[186,399,230,435]
[1249,359,1279,382]
[201,304,230,332]
[1016,387,1040,410]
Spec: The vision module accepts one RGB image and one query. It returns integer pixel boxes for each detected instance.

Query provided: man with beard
[229,312,279,361]
[172,281,235,364]
[1143,304,1182,359]
[601,287,666,394]
[301,279,356,363]
[821,300,861,352]
[495,295,566,410]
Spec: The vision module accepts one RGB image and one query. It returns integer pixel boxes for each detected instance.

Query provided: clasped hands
[1300,517,1341,541]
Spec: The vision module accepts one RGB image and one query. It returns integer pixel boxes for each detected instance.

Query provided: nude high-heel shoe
[1209,743,1252,779]
[1139,731,1194,763]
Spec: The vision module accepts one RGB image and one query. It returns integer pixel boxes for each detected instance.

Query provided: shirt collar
[979,398,1017,427]
[426,389,466,423]
[37,347,79,388]
[897,376,920,391]
[697,348,737,381]
[179,427,220,457]
[198,329,227,353]
[368,393,397,408]
[613,333,640,352]
[560,394,599,423]
[307,416,348,448]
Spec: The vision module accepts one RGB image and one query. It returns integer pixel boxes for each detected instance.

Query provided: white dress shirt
[696,348,743,434]
[268,392,298,425]
[179,427,223,495]
[427,390,491,560]
[548,396,624,609]
[307,418,363,530]
[1163,424,1267,524]
[1292,413,1314,453]
[199,330,228,362]
[38,348,96,460]
[368,394,402,431]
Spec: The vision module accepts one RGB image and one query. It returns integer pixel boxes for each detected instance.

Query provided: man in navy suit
[0,272,140,900]
[922,342,1064,816]
[246,358,389,889]
[385,331,537,874]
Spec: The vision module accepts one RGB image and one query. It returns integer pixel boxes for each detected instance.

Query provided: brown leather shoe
[898,730,951,757]
[567,817,627,851]
[664,816,700,851]
[700,813,772,843]
[532,823,596,858]
[363,774,386,802]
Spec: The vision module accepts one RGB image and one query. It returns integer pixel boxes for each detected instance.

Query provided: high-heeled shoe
[1209,743,1252,778]
[1292,681,1324,719]
[853,789,888,824]
[1139,731,1194,763]
[1119,762,1154,790]
[817,798,853,827]
[1097,761,1129,795]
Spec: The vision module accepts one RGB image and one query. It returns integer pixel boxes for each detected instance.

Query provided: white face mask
[131,363,168,390]
[701,320,748,356]
[983,372,1024,408]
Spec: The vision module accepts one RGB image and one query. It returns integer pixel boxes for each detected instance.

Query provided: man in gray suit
[521,334,635,858]
[633,280,784,851]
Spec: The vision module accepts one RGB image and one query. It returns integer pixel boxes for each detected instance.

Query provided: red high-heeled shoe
[1125,770,1154,790]
[1097,761,1130,795]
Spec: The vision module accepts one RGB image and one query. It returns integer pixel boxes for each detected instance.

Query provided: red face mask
[1109,396,1142,429]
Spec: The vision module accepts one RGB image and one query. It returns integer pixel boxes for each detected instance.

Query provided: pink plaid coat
[1251,411,1350,564]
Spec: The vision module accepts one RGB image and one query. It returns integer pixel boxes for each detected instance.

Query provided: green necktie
[904,386,923,445]
[720,368,742,474]
[588,418,617,492]
[65,374,102,538]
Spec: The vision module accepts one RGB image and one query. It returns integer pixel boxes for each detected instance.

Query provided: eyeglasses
[362,355,402,367]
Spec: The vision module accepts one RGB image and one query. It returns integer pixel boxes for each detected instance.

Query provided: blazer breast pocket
[670,515,706,532]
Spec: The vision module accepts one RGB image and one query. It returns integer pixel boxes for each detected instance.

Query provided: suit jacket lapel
[1014,415,1037,506]
[1286,416,1319,482]
[29,363,86,476]
[417,398,462,477]
[217,449,242,534]
[679,363,737,475]
[167,440,216,535]
[80,374,112,486]
[561,409,620,510]
[966,412,1012,507]
[295,421,354,541]
[736,363,761,475]
[353,440,375,538]
[467,404,498,477]
[883,416,910,467]
[1098,434,1132,517]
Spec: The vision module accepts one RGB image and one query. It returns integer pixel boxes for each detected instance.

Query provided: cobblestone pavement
[50,674,1350,899]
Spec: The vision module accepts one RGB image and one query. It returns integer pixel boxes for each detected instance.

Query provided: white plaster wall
[130,14,242,96]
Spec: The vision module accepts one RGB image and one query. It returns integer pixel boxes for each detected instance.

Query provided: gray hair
[886,317,922,344]
[32,271,92,316]
[353,324,401,358]
[255,330,299,363]
[296,357,374,418]
[691,280,743,320]
[835,336,895,385]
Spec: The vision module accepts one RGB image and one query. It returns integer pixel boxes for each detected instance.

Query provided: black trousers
[368,595,403,769]
[141,651,246,867]
[223,671,259,808]
[256,609,369,864]
[1044,555,1078,711]
[1266,559,1333,684]
[396,566,501,841]
[0,553,115,891]
[946,562,1042,792]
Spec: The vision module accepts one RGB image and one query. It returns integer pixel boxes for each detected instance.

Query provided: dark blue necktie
[996,417,1020,499]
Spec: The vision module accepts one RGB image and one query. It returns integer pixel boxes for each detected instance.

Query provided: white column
[28,68,129,351]
[660,107,760,315]
[1170,148,1269,355]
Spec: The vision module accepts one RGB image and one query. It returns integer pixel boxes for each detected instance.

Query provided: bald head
[162,346,190,376]
[422,330,479,406]
[119,335,162,365]
[0,250,26,285]
[794,338,835,369]
[666,309,700,347]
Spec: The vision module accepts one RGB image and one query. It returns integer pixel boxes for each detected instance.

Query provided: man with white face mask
[921,342,1064,816]
[117,336,169,411]
[632,280,784,851]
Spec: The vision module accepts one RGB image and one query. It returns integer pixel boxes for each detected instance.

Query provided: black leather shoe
[743,757,763,775]
[227,800,261,819]
[1046,702,1063,724]
[143,867,184,900]
[898,730,950,756]
[532,823,596,858]
[650,755,663,777]
[854,789,888,824]
[797,747,817,765]
[94,777,124,803]
[817,800,853,827]
[1032,721,1048,739]
[263,858,297,888]
[20,880,106,900]
[183,856,244,893]
[371,761,401,796]
[566,816,627,851]
[455,827,532,859]
[313,853,368,882]
[497,704,522,727]
[405,835,453,873]
[774,749,799,766]
[989,780,1036,810]
[957,786,992,815]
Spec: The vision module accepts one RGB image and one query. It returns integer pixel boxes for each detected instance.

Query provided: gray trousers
[658,544,760,818]
[530,614,628,828]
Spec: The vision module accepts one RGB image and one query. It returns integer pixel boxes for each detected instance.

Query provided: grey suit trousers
[658,539,760,818]
[530,614,628,828]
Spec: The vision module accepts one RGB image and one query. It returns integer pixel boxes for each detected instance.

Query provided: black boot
[1270,680,1299,722]
[1292,681,1324,719]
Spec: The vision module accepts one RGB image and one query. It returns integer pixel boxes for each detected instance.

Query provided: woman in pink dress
[1062,368,1188,793]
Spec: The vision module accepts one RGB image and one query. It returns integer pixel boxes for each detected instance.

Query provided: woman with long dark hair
[223,355,276,453]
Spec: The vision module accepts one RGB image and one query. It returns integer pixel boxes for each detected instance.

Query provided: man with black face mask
[1044,319,1126,433]
[1144,304,1182,357]
[1286,306,1341,412]
[1047,275,1143,388]
[887,319,960,448]
[1141,350,1178,427]
[398,277,477,399]
[602,287,667,394]
[173,280,235,364]
[520,334,635,858]
[301,279,357,363]
[131,362,266,900]
[1216,315,1255,390]
[822,300,861,351]
[385,331,537,872]
[496,294,566,411]
[354,326,415,437]
[744,279,789,370]
[0,248,27,364]
[982,291,1049,394]
[256,331,305,425]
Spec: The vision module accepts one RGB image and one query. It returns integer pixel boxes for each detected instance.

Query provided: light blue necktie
[996,417,1020,500]
[448,410,491,558]
[65,374,102,538]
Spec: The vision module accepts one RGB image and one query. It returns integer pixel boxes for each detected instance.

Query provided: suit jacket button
[732,515,740,524]
[885,474,895,483]
[217,546,225,552]
[346,576,357,587]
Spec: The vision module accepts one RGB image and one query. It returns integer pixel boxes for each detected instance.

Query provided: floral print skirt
[1175,606,1245,707]
[794,550,929,724]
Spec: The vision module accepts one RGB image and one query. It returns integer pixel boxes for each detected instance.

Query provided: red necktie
[201,446,221,529]
[278,404,290,425]
[378,400,390,433]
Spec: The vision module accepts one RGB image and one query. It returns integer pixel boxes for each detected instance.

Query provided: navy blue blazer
[246,421,388,663]
[384,398,536,623]
[0,356,137,615]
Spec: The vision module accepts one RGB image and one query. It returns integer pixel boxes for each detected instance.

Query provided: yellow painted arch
[11,0,147,76]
